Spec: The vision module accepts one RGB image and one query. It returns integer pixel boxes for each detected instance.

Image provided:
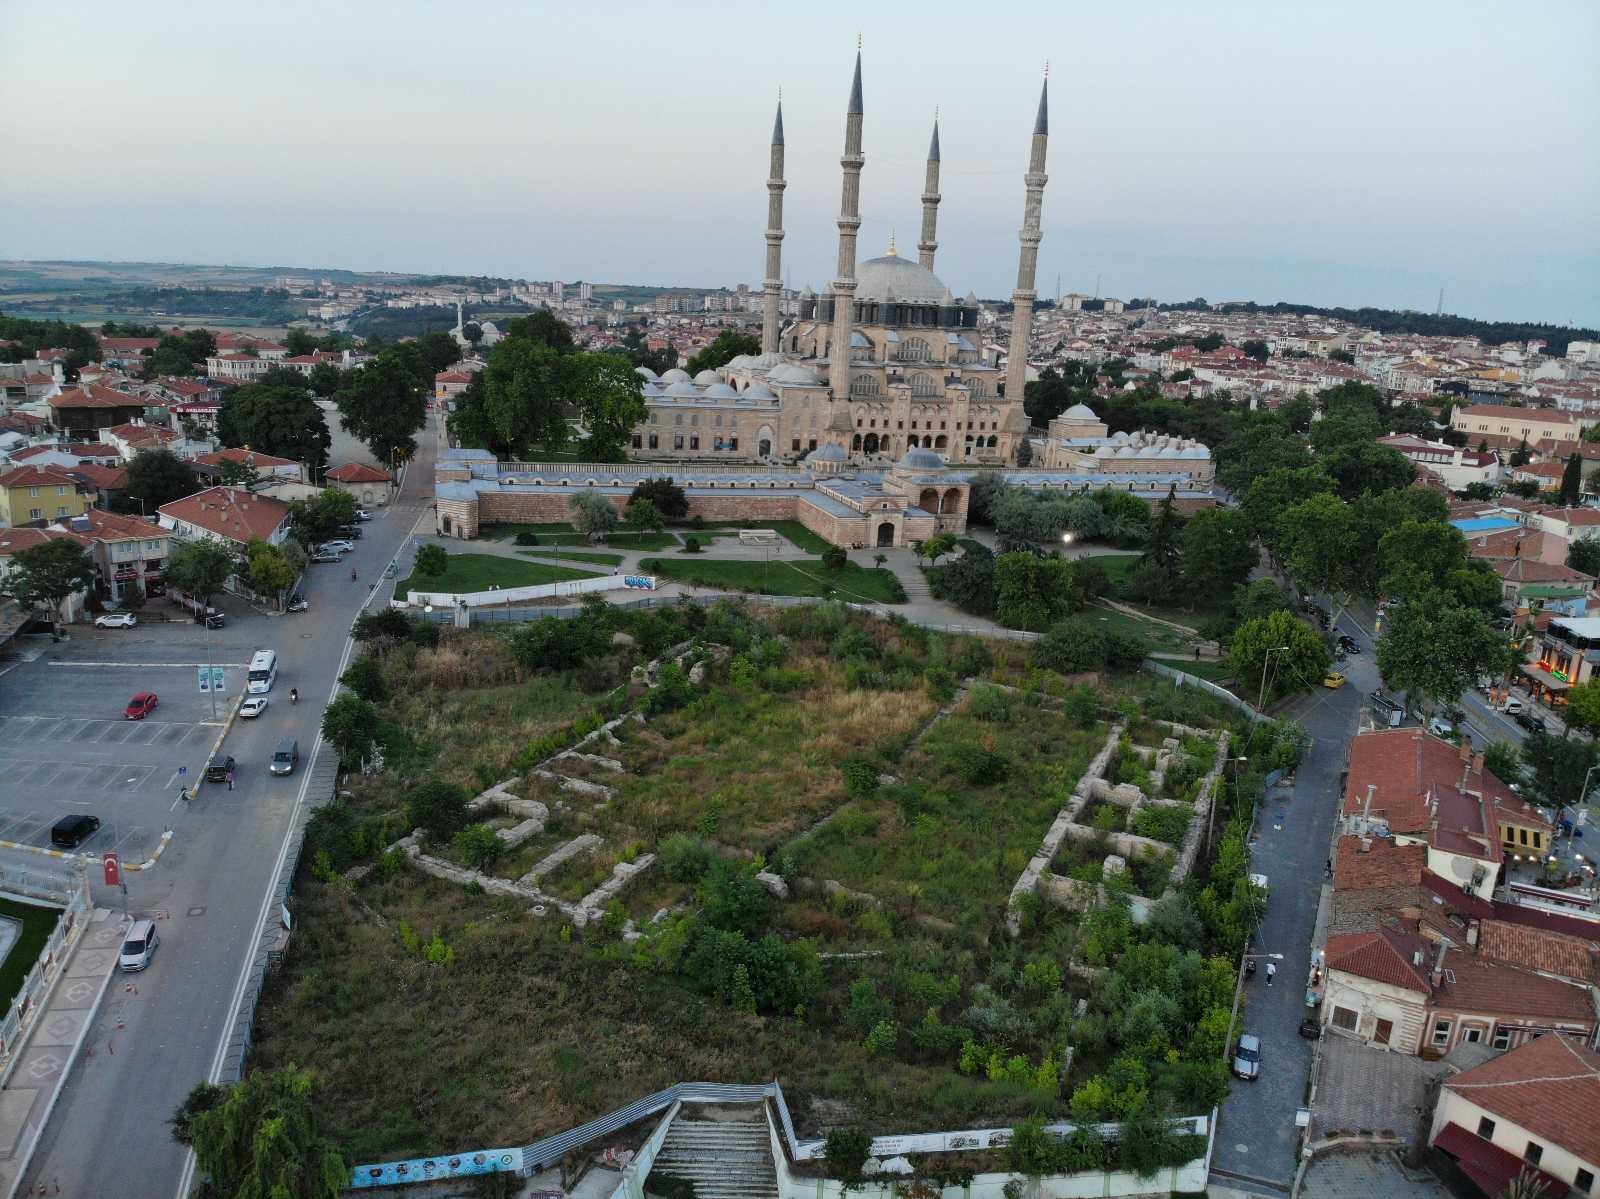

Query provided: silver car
[1232,1033,1262,1080]
[119,919,159,972]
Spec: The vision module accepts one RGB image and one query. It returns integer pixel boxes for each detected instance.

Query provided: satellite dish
[1449,858,1475,882]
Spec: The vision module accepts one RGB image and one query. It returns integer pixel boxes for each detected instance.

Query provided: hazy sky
[3,0,1597,325]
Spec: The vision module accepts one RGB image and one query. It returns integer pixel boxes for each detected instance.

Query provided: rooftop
[1444,1033,1600,1164]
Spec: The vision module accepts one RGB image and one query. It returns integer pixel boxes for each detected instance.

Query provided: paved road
[1210,612,1368,1192]
[18,431,435,1199]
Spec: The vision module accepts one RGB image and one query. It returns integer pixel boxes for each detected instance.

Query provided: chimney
[1359,837,1372,853]
[1362,783,1376,832]
[1412,949,1424,967]
[1430,942,1448,989]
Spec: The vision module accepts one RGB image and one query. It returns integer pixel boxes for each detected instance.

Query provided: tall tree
[1179,508,1258,603]
[569,352,647,461]
[453,340,568,457]
[629,477,688,520]
[216,382,332,474]
[287,489,357,549]
[686,329,760,375]
[1276,492,1370,624]
[125,448,200,511]
[307,361,343,397]
[333,350,426,466]
[0,538,96,629]
[623,497,664,543]
[1228,610,1331,704]
[1241,466,1334,552]
[1376,589,1512,709]
[243,539,294,601]
[1560,452,1583,506]
[569,490,618,542]
[1129,486,1183,600]
[503,309,574,351]
[164,539,239,610]
[414,329,461,374]
[177,1065,346,1199]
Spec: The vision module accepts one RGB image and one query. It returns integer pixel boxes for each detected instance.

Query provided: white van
[1502,697,1525,715]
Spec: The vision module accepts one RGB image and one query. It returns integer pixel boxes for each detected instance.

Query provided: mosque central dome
[855,251,948,305]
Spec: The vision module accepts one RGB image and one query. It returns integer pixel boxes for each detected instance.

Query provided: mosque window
[674,435,684,450]
[631,435,642,449]
[648,434,659,449]
[674,414,683,426]
[792,438,801,452]
[729,437,739,451]
[690,435,700,450]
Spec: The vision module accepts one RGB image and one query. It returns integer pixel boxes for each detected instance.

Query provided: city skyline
[2,0,1597,326]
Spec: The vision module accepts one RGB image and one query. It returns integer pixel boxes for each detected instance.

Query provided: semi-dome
[768,363,823,385]
[634,366,658,381]
[856,254,948,305]
[812,442,847,462]
[660,368,691,384]
[665,380,699,397]
[1062,403,1099,420]
[744,382,776,399]
[693,369,721,386]
[897,446,946,471]
[704,382,739,398]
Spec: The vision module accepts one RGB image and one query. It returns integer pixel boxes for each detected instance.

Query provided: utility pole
[1257,645,1289,713]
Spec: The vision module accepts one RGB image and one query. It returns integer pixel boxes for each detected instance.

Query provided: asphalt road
[17,429,435,1199]
[1210,613,1368,1192]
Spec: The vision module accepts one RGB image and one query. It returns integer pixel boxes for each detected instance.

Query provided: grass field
[1085,604,1199,653]
[480,523,682,551]
[0,898,63,1017]
[1089,553,1140,588]
[395,553,601,598]
[1160,658,1236,685]
[637,556,905,603]
[520,549,625,566]
[692,520,834,554]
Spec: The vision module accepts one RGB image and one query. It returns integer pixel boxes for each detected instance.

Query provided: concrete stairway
[648,1114,779,1199]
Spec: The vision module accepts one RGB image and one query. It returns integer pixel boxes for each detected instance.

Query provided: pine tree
[1559,452,1582,506]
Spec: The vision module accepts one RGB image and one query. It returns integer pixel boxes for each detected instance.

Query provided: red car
[124,692,159,720]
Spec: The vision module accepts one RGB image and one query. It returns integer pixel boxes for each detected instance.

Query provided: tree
[1560,453,1583,507]
[923,532,958,564]
[243,539,294,601]
[623,497,664,543]
[164,538,239,609]
[686,329,760,375]
[217,459,262,489]
[462,321,483,347]
[1510,438,1533,468]
[451,339,568,457]
[1378,520,1470,601]
[1128,486,1183,600]
[995,552,1078,630]
[503,309,573,351]
[1564,679,1600,738]
[142,329,216,378]
[126,448,200,511]
[0,538,96,627]
[1569,539,1600,577]
[1229,610,1330,703]
[1241,467,1333,552]
[408,780,468,841]
[333,349,426,465]
[1015,437,1033,466]
[415,329,461,374]
[414,543,449,578]
[307,361,343,397]
[820,545,848,571]
[1179,508,1257,603]
[287,488,357,549]
[216,382,332,473]
[1276,493,1368,623]
[569,490,618,542]
[569,352,648,460]
[1521,730,1600,807]
[1241,339,1269,362]
[628,477,688,520]
[322,693,381,766]
[1376,590,1512,709]
[180,1065,346,1199]
[1320,441,1415,500]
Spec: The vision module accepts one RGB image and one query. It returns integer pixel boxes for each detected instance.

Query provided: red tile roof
[0,464,82,490]
[62,508,160,540]
[0,527,89,555]
[49,384,144,410]
[1333,835,1426,891]
[1343,728,1465,834]
[96,336,160,353]
[1460,404,1576,424]
[1432,1122,1571,1198]
[193,448,299,469]
[435,370,473,383]
[325,462,392,483]
[1443,1034,1600,1164]
[64,464,128,490]
[1477,919,1600,985]
[1325,924,1432,993]
[1432,951,1595,1024]
[157,486,289,545]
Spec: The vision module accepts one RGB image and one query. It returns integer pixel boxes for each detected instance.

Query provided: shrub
[407,780,469,842]
[1132,805,1191,845]
[940,739,1008,786]
[967,683,1015,722]
[924,664,957,703]
[352,608,414,642]
[339,654,389,703]
[846,979,891,1033]
[864,1019,898,1056]
[683,536,701,554]
[1034,616,1110,674]
[698,859,772,938]
[824,1129,872,1184]
[513,531,538,546]
[820,545,847,571]
[454,823,503,869]
[645,661,694,715]
[660,833,714,882]
[508,615,607,672]
[841,757,880,800]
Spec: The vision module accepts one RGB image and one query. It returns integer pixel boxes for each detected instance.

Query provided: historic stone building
[629,53,1049,469]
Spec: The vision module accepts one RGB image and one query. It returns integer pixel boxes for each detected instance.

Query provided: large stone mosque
[435,54,1216,550]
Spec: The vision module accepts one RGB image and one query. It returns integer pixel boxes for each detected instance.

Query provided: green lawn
[1085,604,1199,653]
[637,556,906,603]
[520,549,625,566]
[1089,553,1140,588]
[0,898,63,1017]
[479,523,681,551]
[691,520,834,554]
[1160,658,1236,685]
[396,553,602,598]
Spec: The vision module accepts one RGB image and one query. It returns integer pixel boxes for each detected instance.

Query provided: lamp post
[1223,951,1285,1066]
[1257,645,1290,712]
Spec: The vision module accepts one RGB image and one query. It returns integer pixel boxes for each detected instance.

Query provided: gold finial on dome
[887,230,897,257]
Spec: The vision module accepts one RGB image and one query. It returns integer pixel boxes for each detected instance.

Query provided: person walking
[226,767,234,792]
[1265,961,1276,986]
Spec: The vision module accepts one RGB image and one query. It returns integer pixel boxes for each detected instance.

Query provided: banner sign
[350,1149,520,1188]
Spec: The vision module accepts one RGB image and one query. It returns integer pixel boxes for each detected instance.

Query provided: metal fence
[1142,659,1269,722]
[0,863,90,1073]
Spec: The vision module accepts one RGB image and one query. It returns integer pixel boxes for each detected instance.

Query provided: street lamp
[1257,645,1290,712]
[1206,755,1248,855]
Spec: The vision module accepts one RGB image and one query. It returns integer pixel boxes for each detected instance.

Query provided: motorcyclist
[290,688,298,703]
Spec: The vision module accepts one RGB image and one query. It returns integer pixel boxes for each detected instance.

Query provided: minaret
[918,116,941,271]
[829,51,864,405]
[761,98,786,354]
[1004,76,1049,410]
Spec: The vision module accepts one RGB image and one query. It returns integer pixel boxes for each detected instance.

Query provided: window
[631,435,642,449]
[808,439,817,451]
[728,437,738,451]
[1520,828,1529,846]
[27,487,39,498]
[1465,1028,1482,1043]
[1524,1142,1543,1166]
[689,435,699,451]
[1431,1020,1452,1046]
[1477,1117,1496,1140]
[1331,1006,1358,1031]
[28,508,41,520]
[791,438,800,452]
[1532,831,1542,849]
[56,506,67,517]
[1575,1167,1594,1194]
[648,434,659,450]
[1492,1027,1511,1050]
[673,435,683,450]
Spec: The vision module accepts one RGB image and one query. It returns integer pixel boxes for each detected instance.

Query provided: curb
[196,689,246,790]
[0,909,127,1199]
[0,830,174,873]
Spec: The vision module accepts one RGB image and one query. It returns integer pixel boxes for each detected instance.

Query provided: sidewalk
[0,908,126,1198]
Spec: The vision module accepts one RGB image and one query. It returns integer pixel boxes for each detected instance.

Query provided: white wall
[1430,1089,1599,1191]
[1323,970,1428,1053]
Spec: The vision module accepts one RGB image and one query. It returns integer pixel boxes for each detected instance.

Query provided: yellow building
[0,465,91,528]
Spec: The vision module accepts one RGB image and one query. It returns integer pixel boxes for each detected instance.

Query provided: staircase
[648,1112,779,1199]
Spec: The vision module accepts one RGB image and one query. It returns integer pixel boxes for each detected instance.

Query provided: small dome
[1095,444,1117,457]
[693,369,721,386]
[744,382,776,399]
[660,368,691,384]
[768,363,822,385]
[704,382,739,398]
[751,351,785,368]
[666,380,699,397]
[634,366,658,381]
[640,382,663,397]
[1116,445,1139,458]
[897,447,946,471]
[725,355,754,369]
[1179,445,1211,459]
[1062,403,1099,420]
[812,442,847,462]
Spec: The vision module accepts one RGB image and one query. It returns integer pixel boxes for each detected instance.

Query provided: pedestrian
[226,768,234,791]
[1325,856,1333,877]
[1265,961,1276,986]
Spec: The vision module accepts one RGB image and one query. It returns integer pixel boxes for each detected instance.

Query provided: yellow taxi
[1323,671,1347,690]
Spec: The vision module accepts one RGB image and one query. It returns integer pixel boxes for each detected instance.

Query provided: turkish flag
[103,853,120,887]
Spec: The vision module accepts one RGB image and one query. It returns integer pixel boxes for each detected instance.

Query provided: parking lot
[0,645,245,863]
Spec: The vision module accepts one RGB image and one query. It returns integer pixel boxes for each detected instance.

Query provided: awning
[1433,1123,1569,1197]
[1521,663,1573,692]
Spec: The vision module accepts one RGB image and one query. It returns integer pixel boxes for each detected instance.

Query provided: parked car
[1336,635,1361,656]
[1513,710,1548,734]
[1501,697,1525,715]
[205,754,236,783]
[239,697,269,719]
[119,918,159,972]
[309,550,342,564]
[337,524,362,539]
[354,509,371,521]
[269,738,299,775]
[1299,1017,1321,1039]
[124,692,159,720]
[94,612,137,629]
[1305,604,1330,629]
[286,595,309,612]
[202,611,225,629]
[50,813,100,849]
[318,540,354,555]
[1232,1033,1262,1080]
[1322,671,1347,690]
[1429,714,1455,738]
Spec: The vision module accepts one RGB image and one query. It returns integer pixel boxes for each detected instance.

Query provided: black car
[205,755,236,784]
[1337,635,1362,655]
[1513,710,1548,734]
[51,814,101,849]
[338,524,362,539]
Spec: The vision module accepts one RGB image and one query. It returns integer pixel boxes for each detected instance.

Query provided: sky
[3,0,1597,326]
